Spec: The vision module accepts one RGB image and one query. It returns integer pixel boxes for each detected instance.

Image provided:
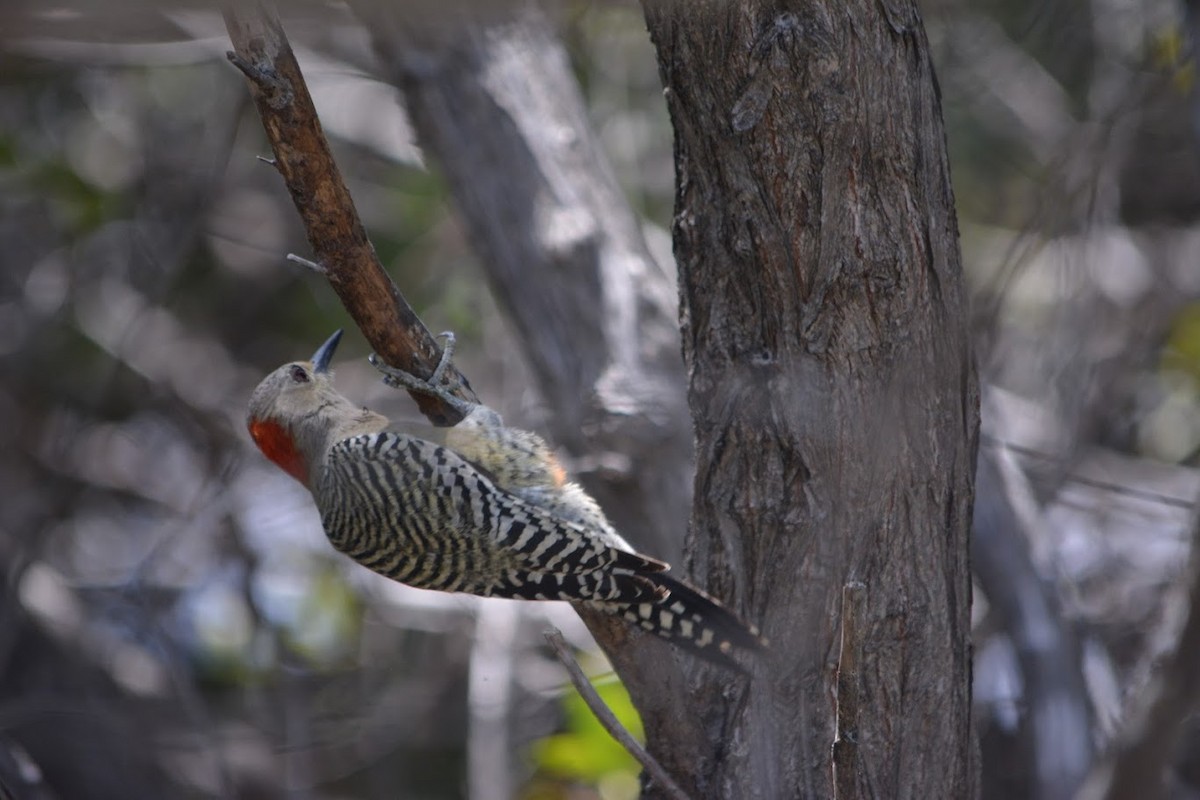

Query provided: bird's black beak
[311,329,343,374]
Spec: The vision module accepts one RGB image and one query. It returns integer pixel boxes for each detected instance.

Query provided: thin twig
[285,253,325,273]
[544,629,691,800]
[222,1,476,425]
[984,435,1195,510]
[832,581,866,800]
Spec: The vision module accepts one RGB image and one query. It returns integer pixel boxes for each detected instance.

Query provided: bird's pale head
[247,330,383,486]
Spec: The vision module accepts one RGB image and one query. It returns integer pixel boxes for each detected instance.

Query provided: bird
[247,329,765,670]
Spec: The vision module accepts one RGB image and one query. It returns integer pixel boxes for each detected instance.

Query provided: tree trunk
[639,1,979,797]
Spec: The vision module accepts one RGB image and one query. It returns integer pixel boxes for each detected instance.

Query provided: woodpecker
[247,330,765,670]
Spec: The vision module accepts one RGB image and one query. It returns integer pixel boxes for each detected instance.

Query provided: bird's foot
[369,332,470,413]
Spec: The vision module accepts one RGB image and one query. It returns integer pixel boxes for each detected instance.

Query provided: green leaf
[530,670,643,787]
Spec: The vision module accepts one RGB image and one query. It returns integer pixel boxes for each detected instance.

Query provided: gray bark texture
[361,0,978,796]
[639,1,980,797]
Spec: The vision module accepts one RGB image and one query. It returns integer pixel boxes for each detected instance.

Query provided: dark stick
[544,629,691,800]
[222,1,476,426]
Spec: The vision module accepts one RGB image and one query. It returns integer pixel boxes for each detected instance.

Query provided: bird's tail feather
[593,573,766,672]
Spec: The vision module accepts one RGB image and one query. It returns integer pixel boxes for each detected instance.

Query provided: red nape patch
[248,419,309,486]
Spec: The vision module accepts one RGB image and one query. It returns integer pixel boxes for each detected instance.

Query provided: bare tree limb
[544,628,691,800]
[222,1,474,426]
[1078,504,1200,800]
[973,447,1093,799]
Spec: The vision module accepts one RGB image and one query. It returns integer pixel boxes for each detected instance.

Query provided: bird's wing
[321,432,665,603]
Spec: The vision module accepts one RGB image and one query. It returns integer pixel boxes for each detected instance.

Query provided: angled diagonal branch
[222,1,474,426]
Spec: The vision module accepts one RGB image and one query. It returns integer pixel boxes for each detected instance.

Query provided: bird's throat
[248,418,309,486]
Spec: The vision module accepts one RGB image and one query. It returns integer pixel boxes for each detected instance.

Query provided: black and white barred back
[316,431,765,670]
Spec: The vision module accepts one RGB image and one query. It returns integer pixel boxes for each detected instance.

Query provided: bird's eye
[290,365,310,383]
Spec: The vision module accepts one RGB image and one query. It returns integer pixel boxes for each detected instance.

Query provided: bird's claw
[370,332,468,412]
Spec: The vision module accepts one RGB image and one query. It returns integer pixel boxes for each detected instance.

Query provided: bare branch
[222,1,475,425]
[973,449,1092,799]
[544,628,691,800]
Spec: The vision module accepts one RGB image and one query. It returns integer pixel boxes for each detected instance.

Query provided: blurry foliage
[1166,303,1200,377]
[526,675,642,800]
[1150,25,1195,92]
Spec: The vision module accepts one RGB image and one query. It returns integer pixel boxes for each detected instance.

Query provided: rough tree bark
[635,1,979,797]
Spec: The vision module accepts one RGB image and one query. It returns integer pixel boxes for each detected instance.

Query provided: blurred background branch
[1079,502,1200,799]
